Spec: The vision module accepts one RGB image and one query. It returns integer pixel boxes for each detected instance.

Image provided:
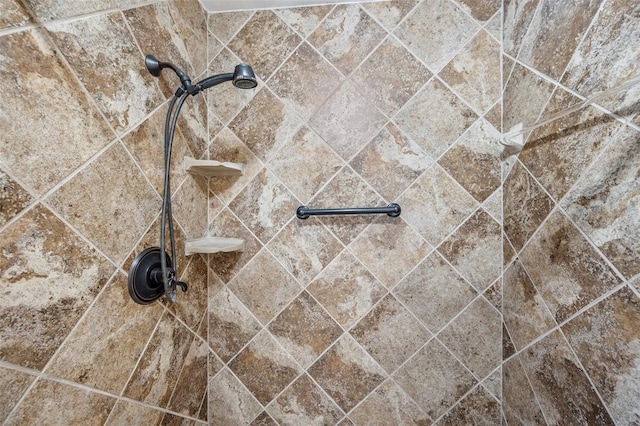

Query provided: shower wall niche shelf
[184,156,243,176]
[185,237,244,255]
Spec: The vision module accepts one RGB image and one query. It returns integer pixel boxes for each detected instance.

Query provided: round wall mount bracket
[128,247,171,305]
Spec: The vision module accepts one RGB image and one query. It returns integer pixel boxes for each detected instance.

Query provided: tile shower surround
[0,0,638,425]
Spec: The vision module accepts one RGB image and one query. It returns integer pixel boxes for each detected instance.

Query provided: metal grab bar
[296,203,401,219]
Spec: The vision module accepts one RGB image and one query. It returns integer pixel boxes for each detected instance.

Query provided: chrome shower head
[232,64,257,89]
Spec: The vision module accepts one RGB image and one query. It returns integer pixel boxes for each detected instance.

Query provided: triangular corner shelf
[184,156,243,177]
[185,237,244,255]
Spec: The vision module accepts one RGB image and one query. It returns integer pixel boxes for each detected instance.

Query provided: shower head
[232,64,257,89]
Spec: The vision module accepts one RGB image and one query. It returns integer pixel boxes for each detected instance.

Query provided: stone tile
[308,251,387,329]
[439,209,502,292]
[483,367,502,401]
[208,128,262,206]
[172,173,208,239]
[275,5,333,37]
[250,411,278,426]
[310,81,387,161]
[269,126,343,203]
[399,165,478,247]
[485,10,502,40]
[5,379,115,425]
[502,357,546,425]
[0,204,113,370]
[484,278,502,315]
[350,123,432,202]
[394,252,477,334]
[438,298,502,379]
[309,166,384,245]
[519,330,614,425]
[167,0,207,77]
[266,374,343,425]
[361,0,420,31]
[503,161,554,252]
[228,10,301,81]
[484,101,502,131]
[351,294,430,373]
[308,4,386,75]
[351,36,432,117]
[308,334,386,412]
[0,366,36,422]
[0,29,114,196]
[268,42,344,121]
[209,368,262,426]
[482,188,502,224]
[47,143,159,265]
[123,312,194,407]
[229,331,301,406]
[0,0,34,30]
[229,88,303,163]
[229,169,299,244]
[562,126,640,279]
[440,30,501,114]
[169,253,208,330]
[438,119,502,203]
[520,93,623,201]
[208,287,261,363]
[437,386,501,425]
[503,322,516,360]
[459,0,501,22]
[21,0,116,21]
[208,28,224,67]
[395,79,478,159]
[520,210,622,324]
[105,400,165,425]
[47,12,163,133]
[229,249,300,325]
[208,11,252,44]
[268,291,342,369]
[166,333,209,418]
[562,287,640,425]
[503,0,540,57]
[517,0,604,81]
[350,217,431,288]
[394,339,477,419]
[268,216,343,285]
[350,379,431,425]
[46,273,161,394]
[504,233,517,267]
[394,0,478,71]
[503,260,556,350]
[176,92,209,161]
[0,170,34,228]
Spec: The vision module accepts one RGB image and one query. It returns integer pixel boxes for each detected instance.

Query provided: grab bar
[296,203,401,219]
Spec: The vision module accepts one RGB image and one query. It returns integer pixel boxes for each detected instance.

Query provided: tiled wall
[0,0,212,423]
[501,0,640,424]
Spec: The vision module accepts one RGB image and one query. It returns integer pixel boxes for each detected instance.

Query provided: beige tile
[484,278,502,313]
[504,232,517,267]
[460,0,501,22]
[399,164,477,247]
[351,36,432,117]
[207,11,253,44]
[266,374,343,425]
[177,93,209,161]
[362,0,420,31]
[482,188,503,224]
[394,0,478,71]
[502,357,546,425]
[269,126,343,203]
[0,170,34,228]
[268,42,344,121]
[350,217,430,288]
[520,210,622,324]
[308,251,387,329]
[105,400,165,425]
[484,101,502,131]
[503,322,516,360]
[395,79,478,159]
[208,29,224,68]
[170,253,209,330]
[228,10,301,81]
[46,142,160,265]
[438,298,501,380]
[394,339,477,419]
[208,287,261,363]
[0,0,34,30]
[519,330,614,424]
[440,30,501,114]
[0,204,113,370]
[229,330,301,406]
[351,294,430,373]
[21,0,116,21]
[517,0,604,80]
[173,174,208,239]
[562,287,640,425]
[350,123,431,202]
[562,126,640,279]
[209,368,262,426]
[268,291,342,369]
[229,169,299,244]
[268,216,343,285]
[229,249,300,325]
[0,29,114,196]
[46,274,161,394]
[0,366,36,422]
[6,379,115,425]
[167,0,207,77]
[308,4,386,75]
[394,252,477,334]
[437,386,501,425]
[250,411,278,426]
[503,260,556,350]
[310,80,387,161]
[166,333,209,418]
[439,119,502,203]
[349,379,431,425]
[483,367,502,401]
[503,0,540,57]
[275,5,334,37]
[308,334,386,412]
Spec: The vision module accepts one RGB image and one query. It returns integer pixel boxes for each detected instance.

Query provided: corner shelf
[184,156,243,177]
[185,237,244,255]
